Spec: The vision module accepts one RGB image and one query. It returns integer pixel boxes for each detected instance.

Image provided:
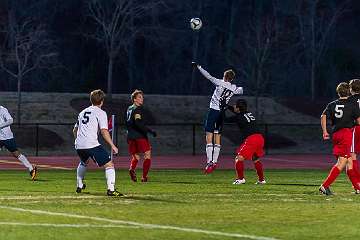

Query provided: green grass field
[0,169,359,240]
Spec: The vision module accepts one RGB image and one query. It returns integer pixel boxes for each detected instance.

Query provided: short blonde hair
[90,89,105,105]
[131,89,143,103]
[224,69,235,81]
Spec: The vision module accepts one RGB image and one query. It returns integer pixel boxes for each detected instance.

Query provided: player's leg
[92,145,122,196]
[233,154,246,184]
[211,112,224,168]
[142,150,151,182]
[345,157,360,192]
[253,157,265,184]
[129,154,140,182]
[204,109,217,167]
[75,149,90,193]
[6,138,37,180]
[320,156,347,195]
[253,134,266,184]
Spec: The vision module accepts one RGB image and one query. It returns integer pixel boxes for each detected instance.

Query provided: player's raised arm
[197,65,223,86]
[0,108,13,129]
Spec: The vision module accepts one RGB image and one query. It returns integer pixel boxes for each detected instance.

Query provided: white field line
[0,159,72,170]
[0,195,103,201]
[0,222,138,229]
[0,206,279,240]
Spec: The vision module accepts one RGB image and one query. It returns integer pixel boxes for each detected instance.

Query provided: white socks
[206,144,214,163]
[17,154,33,171]
[76,162,87,188]
[213,144,221,163]
[105,167,116,191]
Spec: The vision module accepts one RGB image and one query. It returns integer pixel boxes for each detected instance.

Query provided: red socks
[322,166,340,188]
[143,158,151,178]
[235,160,244,179]
[130,157,138,171]
[254,161,264,182]
[347,169,360,190]
[353,160,360,181]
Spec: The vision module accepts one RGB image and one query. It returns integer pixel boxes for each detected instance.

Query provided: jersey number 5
[334,105,344,118]
[82,111,91,124]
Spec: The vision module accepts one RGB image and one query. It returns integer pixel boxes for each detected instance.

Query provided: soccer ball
[190,18,202,31]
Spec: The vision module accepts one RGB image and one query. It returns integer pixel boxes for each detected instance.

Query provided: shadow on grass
[269,183,319,187]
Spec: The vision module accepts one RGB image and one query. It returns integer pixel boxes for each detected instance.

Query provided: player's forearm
[0,117,13,129]
[72,127,78,139]
[320,115,328,133]
[198,66,220,85]
[100,129,116,148]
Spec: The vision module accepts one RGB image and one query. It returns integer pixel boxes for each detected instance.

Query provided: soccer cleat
[141,177,148,182]
[107,189,123,197]
[129,169,137,182]
[319,185,333,195]
[233,178,246,185]
[255,180,266,185]
[29,166,38,181]
[355,189,360,194]
[76,184,86,193]
[204,162,215,174]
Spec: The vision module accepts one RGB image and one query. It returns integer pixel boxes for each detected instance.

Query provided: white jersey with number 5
[198,66,243,110]
[75,105,108,149]
[0,106,14,140]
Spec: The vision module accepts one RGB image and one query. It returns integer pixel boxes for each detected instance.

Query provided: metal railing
[6,123,328,156]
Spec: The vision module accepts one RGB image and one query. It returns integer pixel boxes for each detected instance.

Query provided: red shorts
[351,125,360,154]
[236,134,264,160]
[127,138,151,155]
[332,128,352,158]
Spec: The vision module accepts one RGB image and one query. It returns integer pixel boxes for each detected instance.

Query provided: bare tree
[294,0,350,100]
[84,0,165,99]
[0,9,58,123]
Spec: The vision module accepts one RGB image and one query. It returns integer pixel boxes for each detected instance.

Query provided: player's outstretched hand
[112,145,119,154]
[192,62,199,69]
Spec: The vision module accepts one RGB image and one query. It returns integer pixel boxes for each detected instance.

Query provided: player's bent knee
[144,151,151,159]
[104,161,114,168]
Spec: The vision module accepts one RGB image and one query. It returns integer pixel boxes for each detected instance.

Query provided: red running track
[0,154,336,170]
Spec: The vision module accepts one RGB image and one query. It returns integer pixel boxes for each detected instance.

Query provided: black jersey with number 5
[322,98,360,133]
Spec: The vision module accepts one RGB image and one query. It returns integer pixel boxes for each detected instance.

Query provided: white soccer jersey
[198,66,243,110]
[74,105,108,149]
[0,106,14,140]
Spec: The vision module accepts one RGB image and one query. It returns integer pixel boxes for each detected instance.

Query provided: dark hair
[90,89,105,105]
[131,89,143,103]
[236,99,247,112]
[349,79,360,94]
[336,82,350,98]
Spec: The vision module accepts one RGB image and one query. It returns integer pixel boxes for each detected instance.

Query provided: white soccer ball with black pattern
[190,18,202,31]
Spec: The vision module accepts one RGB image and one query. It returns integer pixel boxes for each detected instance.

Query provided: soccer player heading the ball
[192,62,243,174]
[125,89,157,183]
[0,105,37,180]
[227,99,266,185]
[73,89,122,196]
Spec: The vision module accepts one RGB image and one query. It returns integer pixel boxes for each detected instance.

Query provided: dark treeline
[0,0,359,99]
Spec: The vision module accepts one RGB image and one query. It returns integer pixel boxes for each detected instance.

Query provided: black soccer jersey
[348,94,360,112]
[227,106,261,143]
[125,105,151,140]
[322,98,360,133]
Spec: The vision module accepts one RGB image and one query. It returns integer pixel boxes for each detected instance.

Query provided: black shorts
[0,138,18,152]
[204,109,224,134]
[76,145,111,167]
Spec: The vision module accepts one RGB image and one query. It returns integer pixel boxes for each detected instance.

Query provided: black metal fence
[2,123,330,156]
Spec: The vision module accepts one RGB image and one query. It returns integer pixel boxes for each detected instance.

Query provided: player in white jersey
[193,62,243,174]
[73,89,121,196]
[0,106,37,180]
